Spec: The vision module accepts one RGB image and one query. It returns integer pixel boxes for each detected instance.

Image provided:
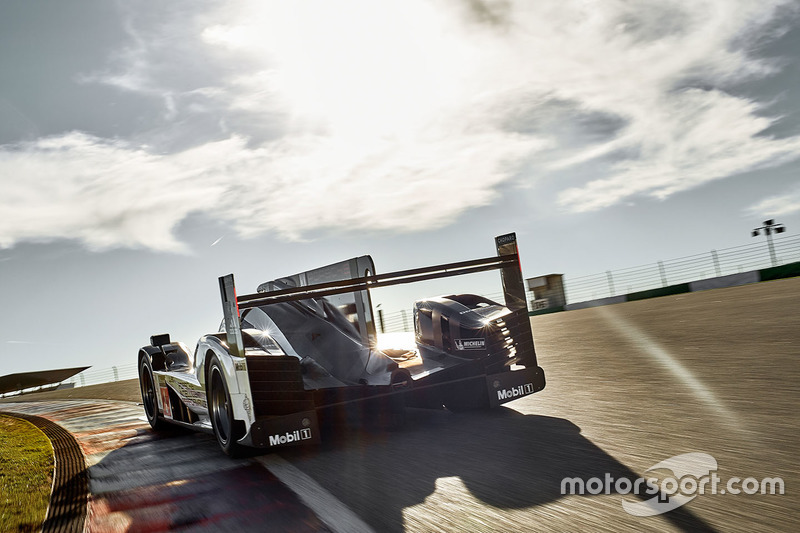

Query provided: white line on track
[255,455,376,533]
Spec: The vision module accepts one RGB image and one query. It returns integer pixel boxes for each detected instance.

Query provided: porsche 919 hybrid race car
[138,233,546,456]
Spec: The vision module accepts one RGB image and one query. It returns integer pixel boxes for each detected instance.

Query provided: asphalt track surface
[3,276,799,531]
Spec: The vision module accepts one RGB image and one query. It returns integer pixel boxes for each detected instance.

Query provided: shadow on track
[280,407,718,532]
[84,429,330,532]
[86,406,718,532]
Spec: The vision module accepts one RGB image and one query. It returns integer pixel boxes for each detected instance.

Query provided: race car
[137,233,546,456]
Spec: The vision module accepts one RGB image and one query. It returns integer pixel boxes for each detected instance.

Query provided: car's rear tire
[207,356,244,457]
[140,357,167,430]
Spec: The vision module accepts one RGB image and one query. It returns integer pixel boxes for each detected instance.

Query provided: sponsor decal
[497,382,535,401]
[455,338,486,350]
[234,360,247,371]
[496,233,516,245]
[269,428,313,446]
[159,386,173,418]
[243,396,251,417]
[167,378,206,408]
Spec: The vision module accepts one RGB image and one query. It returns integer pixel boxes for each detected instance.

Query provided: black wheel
[207,357,244,457]
[443,377,490,412]
[140,357,167,430]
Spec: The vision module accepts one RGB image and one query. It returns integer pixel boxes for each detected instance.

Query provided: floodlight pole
[752,219,786,267]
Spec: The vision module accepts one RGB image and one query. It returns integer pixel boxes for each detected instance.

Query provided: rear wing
[218,233,535,364]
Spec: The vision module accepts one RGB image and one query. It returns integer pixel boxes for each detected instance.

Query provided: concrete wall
[565,295,627,311]
[689,271,759,292]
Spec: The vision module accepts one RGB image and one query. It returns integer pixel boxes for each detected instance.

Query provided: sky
[1,0,800,375]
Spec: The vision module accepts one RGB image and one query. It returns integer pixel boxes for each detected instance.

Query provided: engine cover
[413,294,514,359]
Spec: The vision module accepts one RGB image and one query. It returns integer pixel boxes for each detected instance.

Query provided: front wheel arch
[139,354,167,430]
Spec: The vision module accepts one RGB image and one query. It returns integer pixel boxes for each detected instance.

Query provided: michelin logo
[269,428,312,446]
[455,338,486,350]
[497,383,534,401]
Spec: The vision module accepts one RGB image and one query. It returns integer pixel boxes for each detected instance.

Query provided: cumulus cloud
[1,0,799,250]
[558,89,800,211]
[0,129,536,249]
[0,133,227,251]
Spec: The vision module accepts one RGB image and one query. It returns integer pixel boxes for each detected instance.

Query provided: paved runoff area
[2,276,799,532]
[0,400,333,532]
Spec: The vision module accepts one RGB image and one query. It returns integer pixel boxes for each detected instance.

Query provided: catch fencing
[376,233,800,331]
[0,363,139,398]
[62,363,139,388]
[563,233,800,304]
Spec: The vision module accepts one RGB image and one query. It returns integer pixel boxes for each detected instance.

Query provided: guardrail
[64,363,139,388]
[0,363,140,398]
[562,234,800,304]
[376,234,800,329]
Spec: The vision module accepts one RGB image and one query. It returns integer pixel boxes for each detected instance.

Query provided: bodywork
[138,233,546,453]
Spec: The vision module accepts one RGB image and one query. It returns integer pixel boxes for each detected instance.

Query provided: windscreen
[257,256,378,347]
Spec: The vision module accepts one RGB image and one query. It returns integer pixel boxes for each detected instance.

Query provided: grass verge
[0,414,53,533]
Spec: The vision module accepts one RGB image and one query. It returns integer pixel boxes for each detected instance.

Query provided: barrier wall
[532,261,800,316]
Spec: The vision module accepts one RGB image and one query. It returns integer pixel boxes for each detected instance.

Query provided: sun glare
[595,306,743,430]
[203,1,482,141]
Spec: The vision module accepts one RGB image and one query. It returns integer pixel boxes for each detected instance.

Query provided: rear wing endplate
[219,274,245,358]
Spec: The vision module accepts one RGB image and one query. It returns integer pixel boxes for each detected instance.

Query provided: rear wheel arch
[207,354,245,457]
[140,345,166,371]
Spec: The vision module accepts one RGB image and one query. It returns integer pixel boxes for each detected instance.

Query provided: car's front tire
[207,356,244,457]
[140,357,167,430]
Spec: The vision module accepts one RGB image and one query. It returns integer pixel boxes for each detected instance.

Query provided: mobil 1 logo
[269,428,313,447]
[497,382,535,401]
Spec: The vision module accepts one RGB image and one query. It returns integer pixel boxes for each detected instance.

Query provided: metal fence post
[113,366,119,382]
[711,250,721,277]
[378,309,385,334]
[658,261,668,287]
[401,309,409,331]
[767,231,778,267]
[606,271,615,296]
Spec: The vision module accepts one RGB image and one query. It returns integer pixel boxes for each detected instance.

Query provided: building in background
[527,274,566,311]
